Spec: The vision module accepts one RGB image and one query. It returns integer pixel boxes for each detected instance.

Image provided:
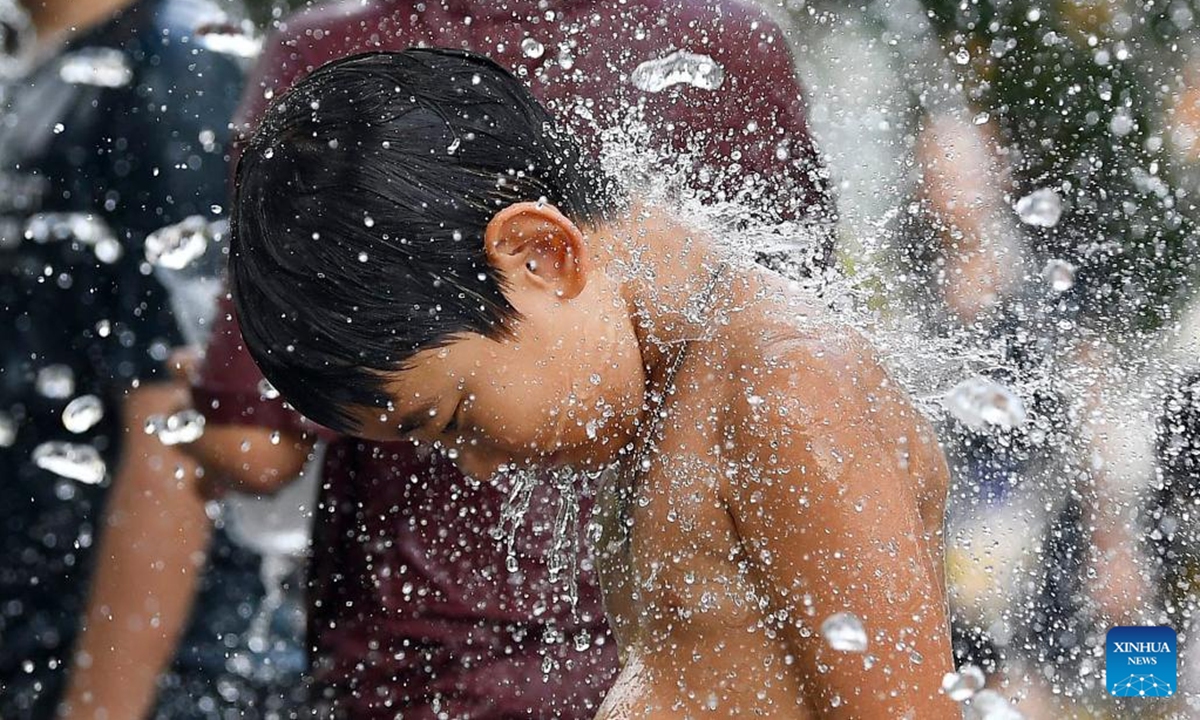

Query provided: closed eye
[443,397,464,434]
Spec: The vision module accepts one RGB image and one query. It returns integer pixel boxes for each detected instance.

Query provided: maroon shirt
[197,1,827,717]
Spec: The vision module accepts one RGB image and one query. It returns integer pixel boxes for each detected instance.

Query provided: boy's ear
[483,202,588,300]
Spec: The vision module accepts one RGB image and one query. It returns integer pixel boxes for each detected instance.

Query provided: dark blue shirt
[0,1,250,717]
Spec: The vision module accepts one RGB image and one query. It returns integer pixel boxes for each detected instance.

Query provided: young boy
[229,49,954,717]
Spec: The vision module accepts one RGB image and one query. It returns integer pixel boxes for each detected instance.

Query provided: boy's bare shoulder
[716,280,926,464]
[723,297,891,427]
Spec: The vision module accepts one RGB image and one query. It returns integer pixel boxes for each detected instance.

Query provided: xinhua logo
[1106,626,1177,697]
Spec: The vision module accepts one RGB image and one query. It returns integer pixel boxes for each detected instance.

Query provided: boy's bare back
[595,264,953,718]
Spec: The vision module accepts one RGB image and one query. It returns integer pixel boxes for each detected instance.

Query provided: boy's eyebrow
[394,401,437,435]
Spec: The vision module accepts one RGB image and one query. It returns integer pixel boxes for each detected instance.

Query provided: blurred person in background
[783,0,1195,713]
[163,0,834,717]
[0,1,302,719]
[918,4,1198,714]
[1152,368,1200,697]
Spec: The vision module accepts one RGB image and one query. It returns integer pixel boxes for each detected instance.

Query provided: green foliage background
[921,0,1198,332]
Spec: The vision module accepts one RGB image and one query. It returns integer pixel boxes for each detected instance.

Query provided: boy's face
[352,203,647,480]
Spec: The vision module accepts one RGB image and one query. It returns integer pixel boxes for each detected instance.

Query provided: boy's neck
[594,205,729,390]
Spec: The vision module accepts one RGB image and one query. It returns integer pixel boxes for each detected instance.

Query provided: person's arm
[726,331,954,717]
[60,23,246,717]
[57,382,211,720]
[182,424,313,496]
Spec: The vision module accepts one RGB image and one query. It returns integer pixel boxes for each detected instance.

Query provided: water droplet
[1041,258,1076,293]
[964,689,1026,719]
[945,377,1027,431]
[630,50,725,93]
[821,612,868,652]
[0,413,16,448]
[62,395,104,434]
[1014,188,1062,228]
[1110,109,1135,137]
[145,216,212,270]
[954,47,971,64]
[573,631,591,652]
[36,365,75,399]
[53,123,64,134]
[973,111,990,125]
[447,137,461,155]
[194,21,263,59]
[32,442,106,485]
[358,251,369,263]
[942,664,987,702]
[258,379,281,400]
[144,414,166,435]
[59,48,132,88]
[92,237,122,264]
[364,215,375,228]
[156,409,206,446]
[521,37,545,59]
[557,46,575,70]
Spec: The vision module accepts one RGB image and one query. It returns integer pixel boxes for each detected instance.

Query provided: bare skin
[345,201,955,718]
[61,362,310,720]
[58,381,211,720]
[24,0,136,45]
[593,270,950,718]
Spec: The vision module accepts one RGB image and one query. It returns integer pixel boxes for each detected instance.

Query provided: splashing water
[520,37,545,60]
[145,215,213,270]
[0,413,16,448]
[257,378,281,400]
[1014,187,1063,228]
[147,409,206,446]
[964,689,1026,719]
[32,441,106,485]
[941,664,987,702]
[945,377,1028,431]
[62,395,104,434]
[35,364,74,400]
[194,21,263,59]
[1041,258,1076,293]
[58,48,132,88]
[820,612,869,653]
[630,51,725,93]
[149,216,228,347]
[490,463,598,606]
[24,213,121,262]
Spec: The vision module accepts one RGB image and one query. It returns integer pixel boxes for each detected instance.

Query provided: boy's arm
[726,333,953,717]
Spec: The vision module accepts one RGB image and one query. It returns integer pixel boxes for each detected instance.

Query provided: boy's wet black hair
[229,49,620,433]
